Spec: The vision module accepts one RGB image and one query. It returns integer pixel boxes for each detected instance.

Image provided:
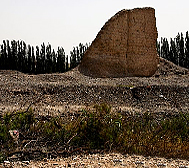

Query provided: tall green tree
[3,40,8,69]
[11,40,18,70]
[76,46,80,64]
[157,41,160,56]
[0,42,6,69]
[41,43,46,73]
[46,43,52,73]
[31,46,36,74]
[70,47,77,69]
[56,47,61,72]
[52,49,57,73]
[66,55,69,71]
[27,44,32,73]
[160,38,169,60]
[17,41,22,71]
[36,46,42,74]
[0,40,90,73]
[22,41,27,73]
[179,33,185,67]
[169,38,177,64]
[175,33,181,66]
[158,32,189,69]
[185,31,189,68]
[57,47,65,73]
[6,40,12,69]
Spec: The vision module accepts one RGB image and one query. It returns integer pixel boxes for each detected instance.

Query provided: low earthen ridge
[79,7,159,77]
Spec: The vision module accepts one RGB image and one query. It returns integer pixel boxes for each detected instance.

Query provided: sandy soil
[2,153,189,168]
[0,58,189,167]
[0,58,188,117]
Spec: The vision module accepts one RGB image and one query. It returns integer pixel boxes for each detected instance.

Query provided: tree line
[1,31,189,74]
[157,31,189,69]
[0,40,89,74]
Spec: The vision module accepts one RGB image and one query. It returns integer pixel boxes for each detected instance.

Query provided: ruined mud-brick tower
[78,7,159,77]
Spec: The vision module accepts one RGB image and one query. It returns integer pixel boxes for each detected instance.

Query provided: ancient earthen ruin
[79,7,159,77]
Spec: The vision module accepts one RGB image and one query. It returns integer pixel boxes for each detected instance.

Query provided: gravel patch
[2,153,189,168]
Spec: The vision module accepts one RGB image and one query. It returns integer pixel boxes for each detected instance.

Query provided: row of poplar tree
[157,31,189,69]
[0,31,189,74]
[0,40,89,74]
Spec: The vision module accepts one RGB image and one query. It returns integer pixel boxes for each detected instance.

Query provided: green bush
[0,104,189,162]
[71,104,122,149]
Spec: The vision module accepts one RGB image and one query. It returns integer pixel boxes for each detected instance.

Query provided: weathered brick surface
[79,7,159,77]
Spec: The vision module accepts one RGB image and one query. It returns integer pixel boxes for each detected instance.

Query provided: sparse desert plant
[69,103,122,149]
[0,105,189,162]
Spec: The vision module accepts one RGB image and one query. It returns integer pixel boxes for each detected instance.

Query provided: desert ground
[0,58,189,167]
[2,153,189,168]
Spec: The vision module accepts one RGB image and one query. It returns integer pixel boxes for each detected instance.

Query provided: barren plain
[0,58,189,167]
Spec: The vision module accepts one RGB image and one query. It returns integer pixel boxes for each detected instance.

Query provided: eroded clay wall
[79,7,159,77]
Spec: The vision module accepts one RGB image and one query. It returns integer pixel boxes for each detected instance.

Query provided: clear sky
[0,0,188,54]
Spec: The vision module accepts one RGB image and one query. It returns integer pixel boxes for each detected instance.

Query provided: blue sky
[0,0,188,54]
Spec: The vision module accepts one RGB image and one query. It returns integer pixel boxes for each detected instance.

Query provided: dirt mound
[0,58,188,117]
[154,57,189,76]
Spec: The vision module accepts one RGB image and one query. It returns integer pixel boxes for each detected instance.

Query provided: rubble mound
[154,57,189,76]
[79,7,159,77]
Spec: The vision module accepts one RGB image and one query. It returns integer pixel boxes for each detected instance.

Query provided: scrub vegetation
[0,104,189,162]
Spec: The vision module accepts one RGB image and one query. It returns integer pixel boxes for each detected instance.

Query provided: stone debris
[0,59,188,117]
[1,153,189,168]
